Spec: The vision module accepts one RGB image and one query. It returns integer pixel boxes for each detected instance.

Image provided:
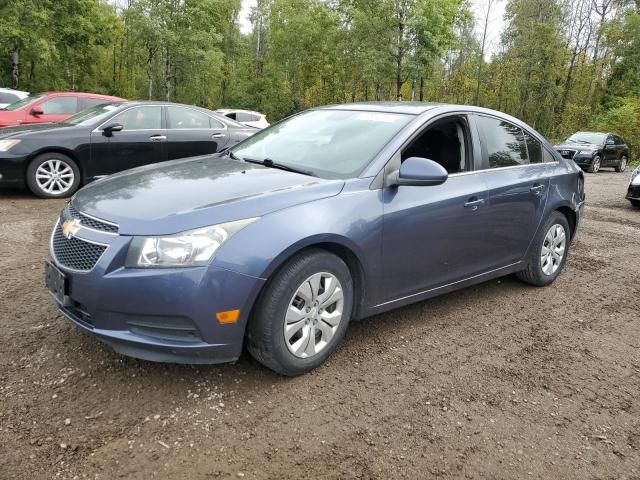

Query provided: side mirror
[102,123,123,137]
[30,106,43,116]
[390,157,448,187]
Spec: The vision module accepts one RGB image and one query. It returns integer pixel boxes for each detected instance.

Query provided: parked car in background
[627,166,640,207]
[0,101,257,197]
[44,103,584,375]
[0,92,124,128]
[215,109,269,129]
[554,131,629,173]
[0,88,29,108]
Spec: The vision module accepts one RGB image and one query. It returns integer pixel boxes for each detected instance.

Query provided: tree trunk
[419,76,424,101]
[11,43,20,89]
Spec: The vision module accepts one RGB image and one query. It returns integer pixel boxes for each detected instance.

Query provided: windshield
[2,94,44,111]
[231,109,413,178]
[63,103,123,126]
[566,132,606,144]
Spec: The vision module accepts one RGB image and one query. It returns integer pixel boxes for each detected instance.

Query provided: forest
[0,0,639,152]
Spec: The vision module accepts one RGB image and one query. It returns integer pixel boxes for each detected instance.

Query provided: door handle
[149,135,166,142]
[464,197,485,211]
[212,133,226,139]
[530,184,546,195]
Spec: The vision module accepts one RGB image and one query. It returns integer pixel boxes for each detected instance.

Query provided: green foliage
[0,0,638,144]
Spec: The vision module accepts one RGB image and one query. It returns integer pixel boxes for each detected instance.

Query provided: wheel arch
[555,205,576,240]
[257,237,370,321]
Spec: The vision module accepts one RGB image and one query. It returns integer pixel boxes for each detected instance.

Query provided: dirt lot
[1,171,639,480]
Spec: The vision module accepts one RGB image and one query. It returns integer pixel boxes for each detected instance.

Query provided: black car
[0,101,256,197]
[554,131,629,173]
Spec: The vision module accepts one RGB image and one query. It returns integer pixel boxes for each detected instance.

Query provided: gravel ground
[1,170,639,480]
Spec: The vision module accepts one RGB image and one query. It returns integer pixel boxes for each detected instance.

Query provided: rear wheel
[615,155,628,173]
[587,155,601,173]
[630,199,640,208]
[516,211,570,287]
[246,249,354,376]
[26,152,80,198]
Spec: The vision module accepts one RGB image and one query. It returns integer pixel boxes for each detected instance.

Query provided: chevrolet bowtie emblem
[62,219,81,239]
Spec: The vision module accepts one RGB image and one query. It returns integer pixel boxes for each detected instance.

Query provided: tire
[615,155,628,173]
[630,199,640,208]
[587,155,601,173]
[516,211,571,287]
[26,152,80,198]
[246,249,354,376]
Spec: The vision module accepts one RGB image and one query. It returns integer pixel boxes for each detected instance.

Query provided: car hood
[554,142,600,151]
[0,122,70,138]
[72,155,345,235]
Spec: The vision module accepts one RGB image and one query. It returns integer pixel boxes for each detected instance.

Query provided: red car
[0,92,124,127]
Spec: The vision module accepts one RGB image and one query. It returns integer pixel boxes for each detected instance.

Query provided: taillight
[578,170,585,199]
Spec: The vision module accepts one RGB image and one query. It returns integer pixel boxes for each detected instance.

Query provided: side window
[109,106,162,130]
[80,98,109,110]
[225,112,237,120]
[401,116,469,174]
[543,148,558,163]
[210,116,225,129]
[167,106,212,129]
[476,116,527,168]
[523,131,543,164]
[606,135,615,145]
[40,96,78,114]
[235,112,259,122]
[614,136,624,145]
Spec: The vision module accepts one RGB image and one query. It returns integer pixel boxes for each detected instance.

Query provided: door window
[476,116,528,168]
[167,106,212,129]
[40,96,78,114]
[110,106,162,130]
[401,116,470,174]
[523,131,543,164]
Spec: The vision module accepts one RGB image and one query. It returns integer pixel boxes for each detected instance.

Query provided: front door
[89,105,167,178]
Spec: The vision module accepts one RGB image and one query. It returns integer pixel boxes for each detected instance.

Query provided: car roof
[37,91,124,99]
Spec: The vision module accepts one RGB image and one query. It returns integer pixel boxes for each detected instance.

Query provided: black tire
[26,152,81,198]
[587,155,601,173]
[516,211,571,287]
[246,249,354,376]
[615,155,628,173]
[630,199,640,208]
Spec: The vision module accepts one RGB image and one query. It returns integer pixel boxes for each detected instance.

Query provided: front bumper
[49,223,265,364]
[571,155,595,168]
[0,153,29,187]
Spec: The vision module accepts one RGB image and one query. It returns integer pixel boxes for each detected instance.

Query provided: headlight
[0,139,20,152]
[631,168,640,186]
[578,150,594,155]
[125,218,258,268]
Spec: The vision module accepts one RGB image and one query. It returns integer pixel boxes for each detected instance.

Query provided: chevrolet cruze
[45,103,585,376]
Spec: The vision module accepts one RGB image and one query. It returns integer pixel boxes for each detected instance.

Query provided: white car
[0,88,29,109]
[215,109,270,129]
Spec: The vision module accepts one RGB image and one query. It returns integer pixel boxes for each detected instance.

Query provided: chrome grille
[65,203,118,234]
[51,223,107,272]
[557,149,576,159]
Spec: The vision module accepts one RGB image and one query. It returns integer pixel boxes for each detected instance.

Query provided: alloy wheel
[540,224,566,276]
[284,272,344,358]
[35,159,75,195]
[592,157,601,173]
[620,156,627,172]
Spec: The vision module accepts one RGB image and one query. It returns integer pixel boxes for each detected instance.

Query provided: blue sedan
[45,103,585,375]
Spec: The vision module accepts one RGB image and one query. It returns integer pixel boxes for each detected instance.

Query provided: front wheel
[516,212,571,287]
[630,199,640,208]
[246,249,354,376]
[587,155,601,173]
[26,152,80,198]
[615,155,628,173]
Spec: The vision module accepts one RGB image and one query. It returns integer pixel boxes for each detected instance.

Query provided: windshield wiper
[224,149,241,160]
[242,157,315,177]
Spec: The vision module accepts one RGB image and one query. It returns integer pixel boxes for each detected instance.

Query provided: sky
[237,0,506,57]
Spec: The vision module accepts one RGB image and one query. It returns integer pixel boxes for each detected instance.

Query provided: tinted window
[606,136,615,145]
[0,92,19,104]
[543,148,557,163]
[110,106,162,130]
[41,96,78,114]
[614,135,624,145]
[167,106,211,129]
[80,98,109,110]
[225,112,237,120]
[524,131,543,164]
[477,116,527,168]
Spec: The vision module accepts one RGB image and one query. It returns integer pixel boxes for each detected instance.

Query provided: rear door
[165,106,229,159]
[89,105,167,177]
[472,114,550,269]
[603,135,617,165]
